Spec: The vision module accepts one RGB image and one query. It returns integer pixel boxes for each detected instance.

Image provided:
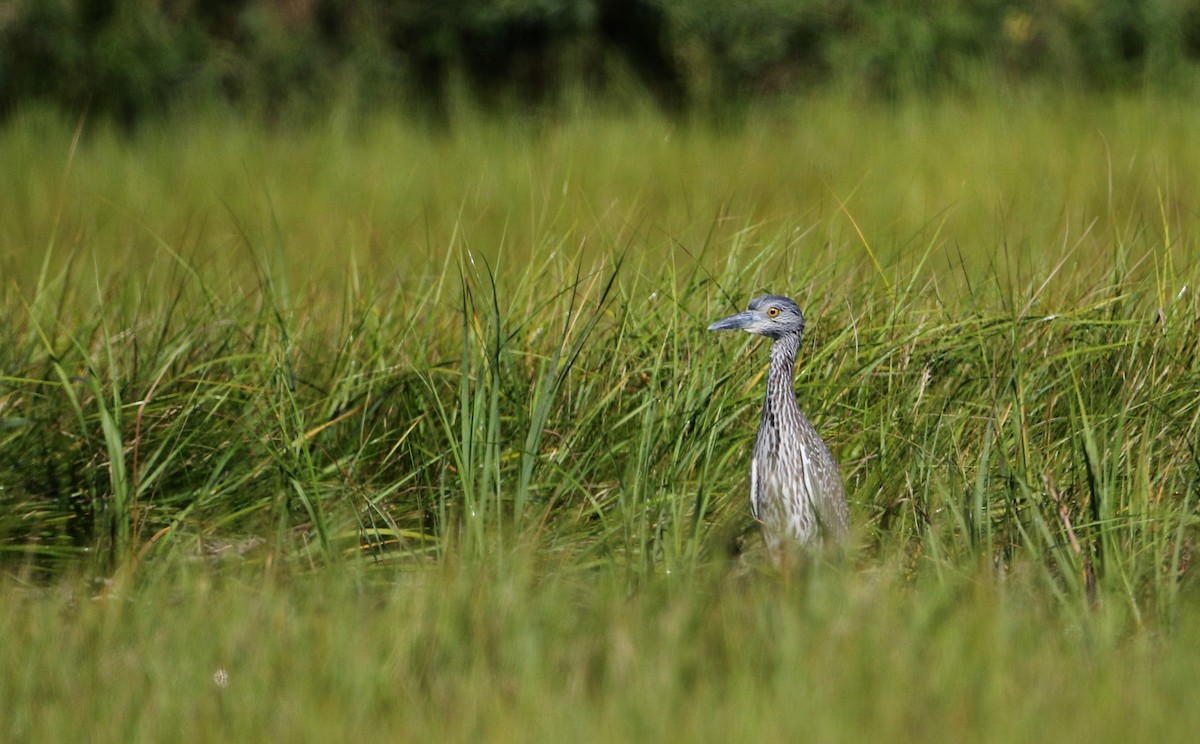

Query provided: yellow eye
[767,306,780,318]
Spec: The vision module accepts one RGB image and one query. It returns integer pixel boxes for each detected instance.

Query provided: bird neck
[764,332,801,413]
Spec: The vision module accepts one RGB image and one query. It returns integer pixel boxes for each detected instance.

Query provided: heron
[708,294,849,557]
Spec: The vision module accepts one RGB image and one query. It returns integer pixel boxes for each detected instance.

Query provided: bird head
[707,295,806,340]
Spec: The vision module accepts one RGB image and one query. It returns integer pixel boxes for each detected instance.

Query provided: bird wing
[811,464,849,545]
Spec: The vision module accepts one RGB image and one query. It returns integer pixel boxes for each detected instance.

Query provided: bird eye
[767,307,780,318]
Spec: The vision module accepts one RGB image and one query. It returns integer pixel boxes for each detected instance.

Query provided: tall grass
[1,94,1199,740]
[3,560,1200,743]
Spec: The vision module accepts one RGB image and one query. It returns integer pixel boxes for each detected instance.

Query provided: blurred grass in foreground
[0,94,1198,741]
[3,561,1200,743]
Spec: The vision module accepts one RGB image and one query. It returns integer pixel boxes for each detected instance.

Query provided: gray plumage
[709,295,849,556]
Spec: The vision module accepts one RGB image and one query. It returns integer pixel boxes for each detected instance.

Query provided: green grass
[1,94,1199,741]
[3,562,1200,742]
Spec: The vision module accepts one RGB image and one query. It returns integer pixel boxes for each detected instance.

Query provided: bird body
[709,295,849,556]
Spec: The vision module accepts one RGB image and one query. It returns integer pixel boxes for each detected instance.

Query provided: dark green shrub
[6,0,1200,124]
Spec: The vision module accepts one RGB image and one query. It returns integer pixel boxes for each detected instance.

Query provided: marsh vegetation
[1,94,1198,740]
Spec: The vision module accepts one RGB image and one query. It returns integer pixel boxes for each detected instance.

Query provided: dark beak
[707,310,756,332]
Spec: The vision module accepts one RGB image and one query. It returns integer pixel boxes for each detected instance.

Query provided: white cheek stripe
[749,457,760,520]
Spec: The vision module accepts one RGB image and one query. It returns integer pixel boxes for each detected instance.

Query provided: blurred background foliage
[4,0,1200,126]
